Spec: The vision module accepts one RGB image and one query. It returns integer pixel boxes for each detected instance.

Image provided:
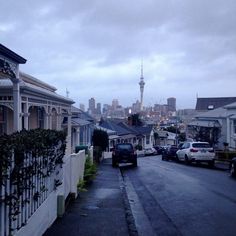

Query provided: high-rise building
[88,97,96,114]
[79,103,85,112]
[112,99,119,110]
[97,103,101,115]
[139,61,145,111]
[167,97,176,111]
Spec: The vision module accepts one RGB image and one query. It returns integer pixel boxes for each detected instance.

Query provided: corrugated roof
[99,120,131,136]
[0,44,27,64]
[133,126,153,135]
[0,77,74,104]
[195,107,231,119]
[72,118,91,126]
[20,72,56,92]
[196,97,236,111]
[188,120,221,128]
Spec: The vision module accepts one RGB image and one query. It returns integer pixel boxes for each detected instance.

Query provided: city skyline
[1,1,236,109]
[84,96,177,113]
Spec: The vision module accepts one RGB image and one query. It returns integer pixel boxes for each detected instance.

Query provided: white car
[144,147,157,156]
[176,141,215,166]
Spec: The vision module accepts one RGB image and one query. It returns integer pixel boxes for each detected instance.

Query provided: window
[116,144,133,151]
[183,142,190,149]
[0,106,6,135]
[192,143,210,148]
[51,109,57,130]
[233,120,236,134]
[38,107,44,129]
[146,135,150,144]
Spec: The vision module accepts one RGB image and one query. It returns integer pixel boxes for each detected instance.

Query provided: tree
[153,132,159,145]
[191,126,220,146]
[92,129,109,151]
[128,113,143,126]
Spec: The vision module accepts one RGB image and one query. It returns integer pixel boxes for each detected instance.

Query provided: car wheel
[112,159,117,168]
[230,163,235,177]
[185,155,190,165]
[175,154,180,162]
[208,160,215,168]
[133,158,137,167]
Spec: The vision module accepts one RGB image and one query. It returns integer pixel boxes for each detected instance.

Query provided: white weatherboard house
[188,102,236,150]
[0,44,90,236]
[0,44,74,153]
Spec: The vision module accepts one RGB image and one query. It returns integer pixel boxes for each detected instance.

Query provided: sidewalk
[44,159,130,236]
[215,160,230,170]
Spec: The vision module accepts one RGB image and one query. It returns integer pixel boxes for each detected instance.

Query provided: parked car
[162,145,179,161]
[158,145,170,155]
[112,143,137,167]
[153,145,163,155]
[230,157,236,177]
[176,141,215,166]
[144,147,157,156]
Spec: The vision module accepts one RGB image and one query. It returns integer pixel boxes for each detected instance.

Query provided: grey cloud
[1,0,236,109]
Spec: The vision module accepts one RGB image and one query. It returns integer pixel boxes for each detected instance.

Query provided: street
[121,155,236,236]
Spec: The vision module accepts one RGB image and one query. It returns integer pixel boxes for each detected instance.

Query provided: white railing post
[0,185,4,236]
[89,146,93,164]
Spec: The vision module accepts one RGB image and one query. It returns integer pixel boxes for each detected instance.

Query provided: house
[98,119,154,150]
[154,130,177,146]
[195,97,236,113]
[188,102,236,150]
[0,44,91,236]
[0,44,76,154]
[67,106,95,152]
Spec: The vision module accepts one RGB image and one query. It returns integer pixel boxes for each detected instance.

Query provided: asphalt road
[120,155,236,236]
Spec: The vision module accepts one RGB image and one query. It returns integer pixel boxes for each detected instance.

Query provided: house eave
[0,44,27,64]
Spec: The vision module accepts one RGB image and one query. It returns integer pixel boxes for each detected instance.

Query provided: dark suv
[112,143,137,167]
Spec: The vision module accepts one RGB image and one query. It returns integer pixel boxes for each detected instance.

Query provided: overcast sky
[1,0,236,109]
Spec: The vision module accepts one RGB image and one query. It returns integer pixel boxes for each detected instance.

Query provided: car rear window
[116,144,133,151]
[192,143,210,148]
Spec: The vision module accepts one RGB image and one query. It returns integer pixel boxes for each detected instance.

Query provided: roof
[20,72,56,92]
[80,111,95,122]
[195,97,236,111]
[0,77,74,104]
[72,118,91,126]
[188,120,221,128]
[0,44,27,64]
[195,106,233,119]
[63,117,91,127]
[224,102,236,109]
[132,126,153,135]
[95,125,117,135]
[99,120,131,136]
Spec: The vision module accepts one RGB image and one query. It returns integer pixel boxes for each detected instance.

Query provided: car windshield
[116,144,133,151]
[192,143,210,148]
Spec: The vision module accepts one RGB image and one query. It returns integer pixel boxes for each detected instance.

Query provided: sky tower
[139,61,145,111]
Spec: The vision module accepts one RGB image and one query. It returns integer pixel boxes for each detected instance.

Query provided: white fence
[0,147,91,236]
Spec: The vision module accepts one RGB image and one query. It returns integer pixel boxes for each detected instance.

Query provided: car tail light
[190,148,198,152]
[208,149,214,153]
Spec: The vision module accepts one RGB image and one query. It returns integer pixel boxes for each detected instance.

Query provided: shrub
[78,156,97,192]
[135,144,143,150]
[92,129,108,151]
[215,151,236,161]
